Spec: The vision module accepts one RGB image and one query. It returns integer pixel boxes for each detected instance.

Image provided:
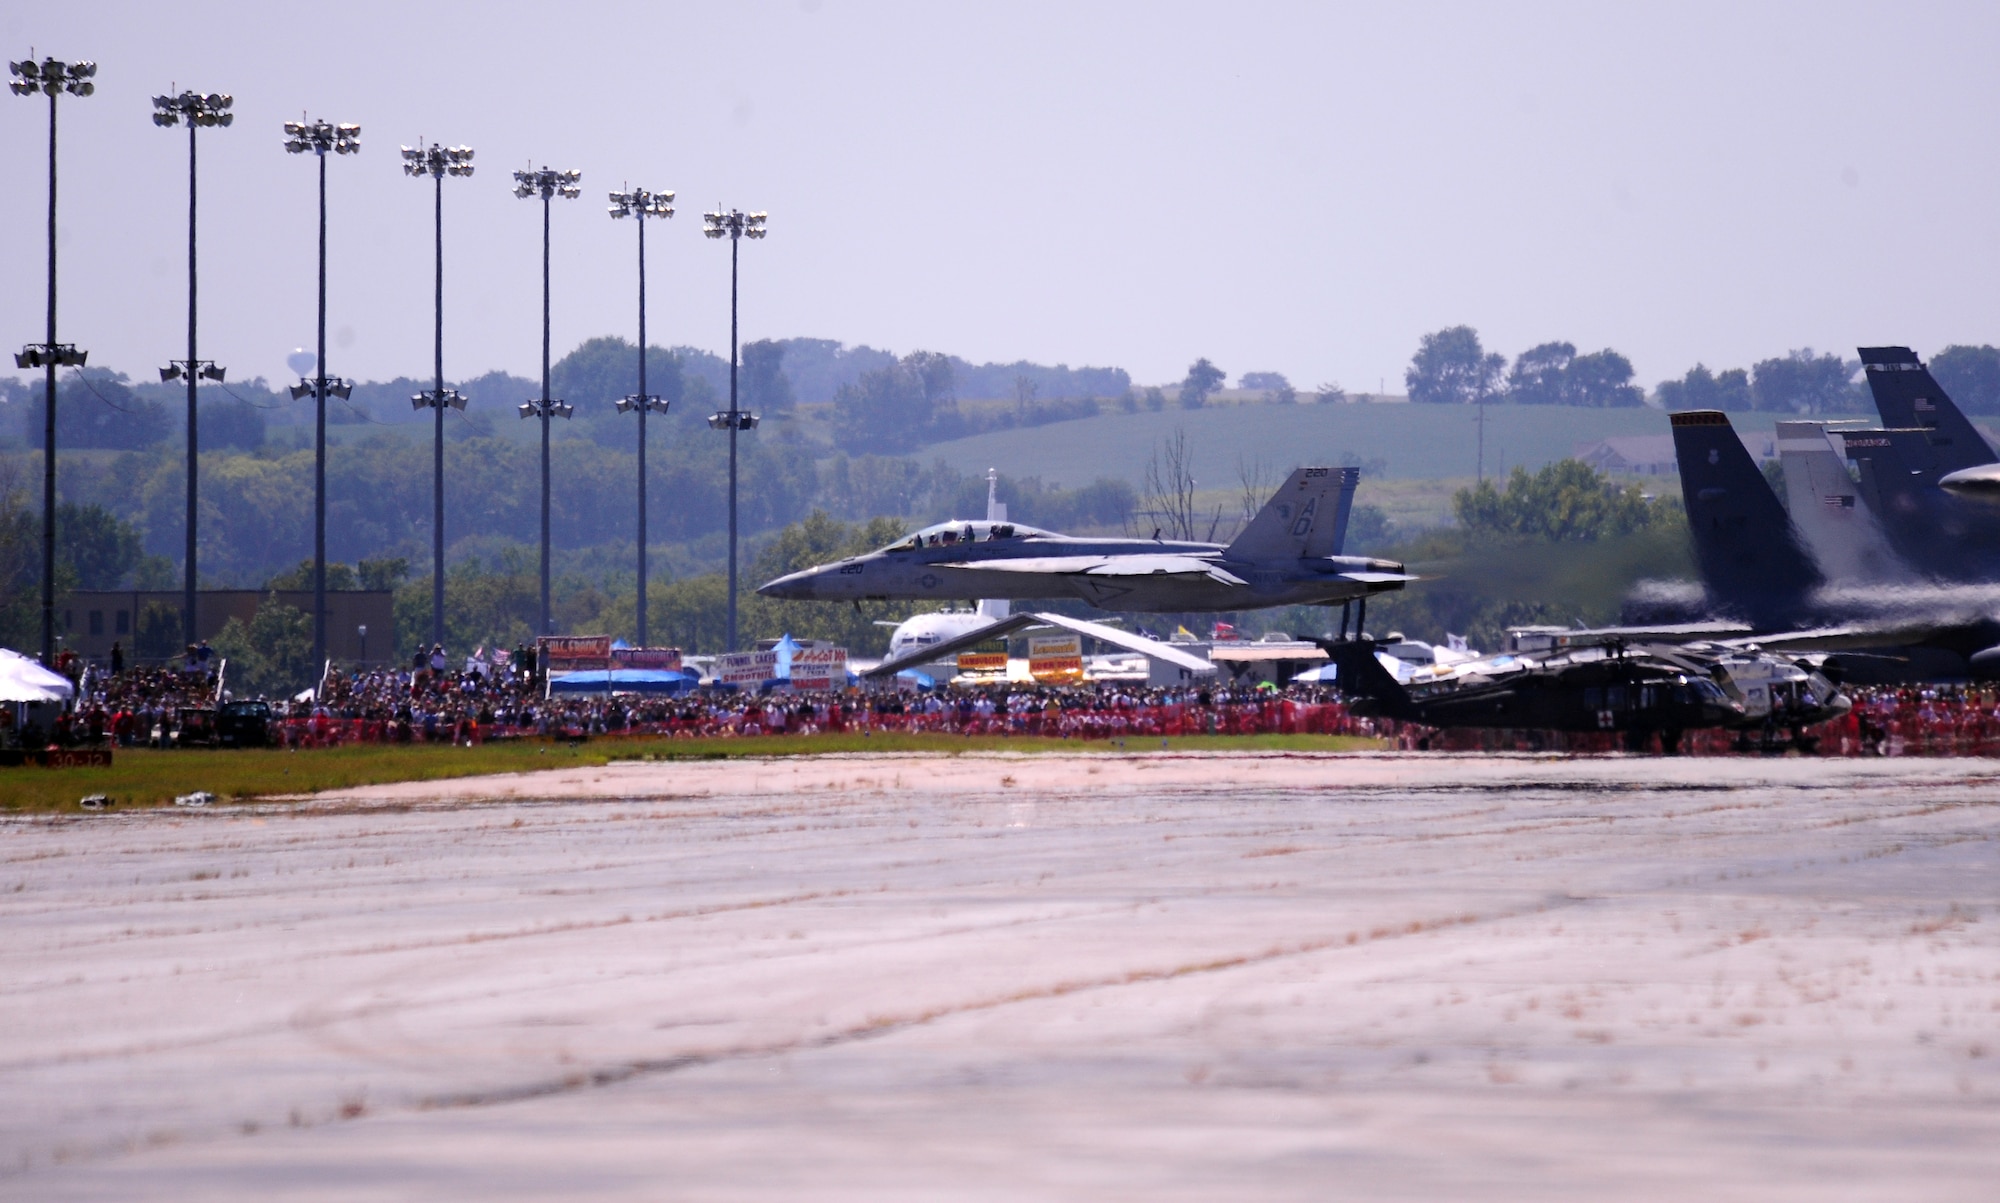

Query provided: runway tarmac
[4,752,1998,1200]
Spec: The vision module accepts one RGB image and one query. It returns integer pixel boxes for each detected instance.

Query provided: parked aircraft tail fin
[1670,410,1822,624]
[1858,346,1997,474]
[1226,467,1348,561]
[1775,420,1910,583]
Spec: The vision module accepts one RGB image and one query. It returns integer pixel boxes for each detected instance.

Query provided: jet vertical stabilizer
[1776,420,1911,583]
[1226,467,1345,561]
[1840,427,2000,581]
[1859,346,1997,474]
[978,468,1010,620]
[1323,467,1362,556]
[1670,410,1822,625]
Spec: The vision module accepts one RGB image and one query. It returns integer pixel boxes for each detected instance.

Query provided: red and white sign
[787,646,848,690]
[539,635,612,673]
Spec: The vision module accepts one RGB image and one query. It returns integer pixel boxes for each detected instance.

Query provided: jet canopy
[883,520,1055,553]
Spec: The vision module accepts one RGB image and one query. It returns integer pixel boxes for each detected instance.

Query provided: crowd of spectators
[28,650,2000,758]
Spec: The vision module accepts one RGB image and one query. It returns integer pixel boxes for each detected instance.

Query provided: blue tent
[549,668,700,695]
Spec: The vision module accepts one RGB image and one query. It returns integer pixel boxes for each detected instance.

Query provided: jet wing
[1027,612,1215,672]
[939,555,1248,587]
[1338,571,1421,583]
[863,613,1042,679]
[861,610,1216,678]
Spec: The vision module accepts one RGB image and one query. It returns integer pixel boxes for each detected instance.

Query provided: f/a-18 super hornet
[758,466,1413,613]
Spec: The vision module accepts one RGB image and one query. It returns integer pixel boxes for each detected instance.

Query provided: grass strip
[1,732,1386,813]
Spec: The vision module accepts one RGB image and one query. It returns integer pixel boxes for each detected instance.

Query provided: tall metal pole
[540,192,552,637]
[183,118,199,647]
[726,233,739,654]
[636,212,649,647]
[432,168,445,648]
[40,84,57,665]
[314,150,328,671]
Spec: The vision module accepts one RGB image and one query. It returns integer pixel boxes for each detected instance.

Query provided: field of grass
[0,733,1387,813]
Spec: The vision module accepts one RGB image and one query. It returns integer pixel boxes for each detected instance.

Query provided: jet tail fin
[1775,420,1910,583]
[1670,410,1822,624]
[1226,467,1350,561]
[1859,346,1997,474]
[1324,467,1361,555]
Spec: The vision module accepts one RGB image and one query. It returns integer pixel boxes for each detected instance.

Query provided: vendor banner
[611,646,683,671]
[539,635,612,673]
[1028,633,1084,684]
[956,652,1009,674]
[788,646,849,690]
[718,649,779,686]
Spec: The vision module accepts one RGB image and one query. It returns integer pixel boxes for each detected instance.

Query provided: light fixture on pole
[283,116,360,675]
[701,206,767,654]
[609,185,674,647]
[153,87,232,651]
[11,54,95,665]
[512,165,581,636]
[403,140,475,650]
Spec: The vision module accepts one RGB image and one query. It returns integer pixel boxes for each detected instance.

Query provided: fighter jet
[1667,408,2000,678]
[758,466,1413,614]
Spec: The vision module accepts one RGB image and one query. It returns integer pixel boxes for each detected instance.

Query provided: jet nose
[757,568,819,599]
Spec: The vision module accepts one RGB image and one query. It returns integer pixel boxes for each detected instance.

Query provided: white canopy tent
[0,648,75,704]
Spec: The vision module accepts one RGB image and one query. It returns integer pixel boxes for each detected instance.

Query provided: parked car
[215,699,273,748]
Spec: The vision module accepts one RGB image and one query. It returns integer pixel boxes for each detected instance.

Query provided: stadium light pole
[403,141,475,649]
[701,206,767,653]
[10,54,95,666]
[609,185,674,647]
[153,88,232,652]
[283,117,360,675]
[513,165,581,636]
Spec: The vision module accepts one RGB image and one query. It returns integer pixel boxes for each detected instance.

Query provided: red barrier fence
[60,690,2000,756]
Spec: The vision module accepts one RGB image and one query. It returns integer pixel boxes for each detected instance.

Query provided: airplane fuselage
[761,531,1405,613]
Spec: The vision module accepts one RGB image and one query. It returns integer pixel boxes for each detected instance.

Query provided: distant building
[1573,430,1775,476]
[54,590,393,667]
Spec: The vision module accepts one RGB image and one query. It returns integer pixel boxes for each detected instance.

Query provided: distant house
[1572,435,1679,476]
[1573,430,1775,476]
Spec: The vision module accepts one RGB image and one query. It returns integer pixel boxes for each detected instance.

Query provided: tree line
[1404,325,2000,415]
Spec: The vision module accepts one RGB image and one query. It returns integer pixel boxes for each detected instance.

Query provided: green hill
[912,402,1784,486]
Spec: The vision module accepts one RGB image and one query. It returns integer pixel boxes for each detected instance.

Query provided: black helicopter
[1323,636,1748,753]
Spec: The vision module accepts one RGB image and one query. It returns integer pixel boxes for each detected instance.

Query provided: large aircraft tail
[1840,427,2000,581]
[978,468,1010,620]
[1859,346,1996,475]
[1226,467,1351,560]
[1775,420,1910,583]
[1670,410,1822,624]
[1322,639,1419,721]
[1325,467,1361,555]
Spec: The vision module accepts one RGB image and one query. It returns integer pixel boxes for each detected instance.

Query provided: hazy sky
[4,1,1998,396]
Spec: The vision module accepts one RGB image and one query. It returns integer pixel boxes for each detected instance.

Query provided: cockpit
[883,520,1053,553]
